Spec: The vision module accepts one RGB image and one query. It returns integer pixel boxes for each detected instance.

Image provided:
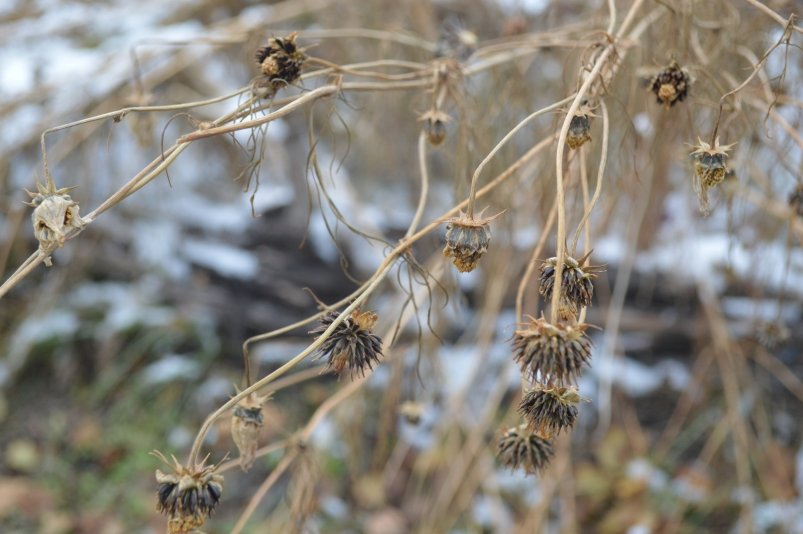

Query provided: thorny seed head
[650,60,691,108]
[25,181,85,265]
[496,425,554,475]
[513,316,593,385]
[754,320,790,350]
[690,137,735,215]
[253,32,306,98]
[539,253,600,319]
[419,109,450,146]
[152,451,224,534]
[231,391,269,471]
[518,385,584,436]
[788,184,803,217]
[442,210,499,273]
[310,309,383,378]
[566,103,595,150]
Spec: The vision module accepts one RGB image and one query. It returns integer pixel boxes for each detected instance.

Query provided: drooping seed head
[690,137,735,215]
[518,385,584,436]
[650,60,691,108]
[496,425,554,475]
[512,316,593,385]
[231,391,269,471]
[252,32,306,98]
[566,103,595,150]
[419,110,451,146]
[442,210,498,273]
[539,253,600,319]
[152,451,224,534]
[25,181,84,264]
[310,308,383,378]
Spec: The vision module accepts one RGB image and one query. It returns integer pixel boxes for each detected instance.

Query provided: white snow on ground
[182,238,260,280]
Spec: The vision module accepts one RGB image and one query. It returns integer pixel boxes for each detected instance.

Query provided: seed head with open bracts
[513,316,593,385]
[25,180,85,266]
[152,451,225,534]
[566,103,595,150]
[518,385,583,436]
[419,109,450,146]
[443,210,499,272]
[690,137,735,215]
[539,253,600,319]
[650,60,691,108]
[496,425,554,475]
[231,391,269,471]
[252,32,306,98]
[310,309,383,378]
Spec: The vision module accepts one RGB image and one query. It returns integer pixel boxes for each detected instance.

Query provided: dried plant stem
[230,450,298,534]
[743,0,802,34]
[466,94,575,218]
[514,200,558,323]
[570,100,609,253]
[306,56,429,80]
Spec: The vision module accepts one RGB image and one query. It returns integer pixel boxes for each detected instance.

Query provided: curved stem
[515,200,559,323]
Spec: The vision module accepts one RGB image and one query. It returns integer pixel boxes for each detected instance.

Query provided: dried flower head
[310,308,383,378]
[496,425,554,475]
[152,451,224,534]
[435,17,477,60]
[566,103,595,150]
[690,137,735,214]
[518,385,583,436]
[253,32,306,98]
[539,253,600,319]
[650,60,691,107]
[443,210,499,272]
[754,321,790,350]
[231,391,269,471]
[419,110,450,146]
[25,181,85,266]
[513,316,593,385]
[399,400,425,425]
[788,184,803,217]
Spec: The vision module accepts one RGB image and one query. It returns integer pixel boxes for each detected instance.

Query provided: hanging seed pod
[690,137,735,215]
[310,308,383,378]
[650,60,691,108]
[788,184,803,217]
[152,451,225,534]
[442,210,500,272]
[399,401,425,425]
[24,181,85,266]
[252,32,306,98]
[539,253,601,319]
[566,103,595,150]
[496,425,554,475]
[418,110,451,146]
[518,385,583,436]
[231,392,269,471]
[513,316,593,385]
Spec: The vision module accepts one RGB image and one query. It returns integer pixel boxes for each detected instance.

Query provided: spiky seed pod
[231,392,269,471]
[496,425,554,475]
[518,385,583,436]
[539,254,599,319]
[690,137,735,215]
[152,451,224,534]
[24,181,85,266]
[443,211,498,272]
[788,185,803,217]
[310,309,383,378]
[419,110,450,146]
[513,316,593,385]
[650,60,691,107]
[754,321,790,350]
[566,103,595,150]
[253,32,306,98]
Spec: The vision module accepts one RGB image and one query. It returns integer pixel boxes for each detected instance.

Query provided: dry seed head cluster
[539,254,598,319]
[650,60,691,108]
[231,391,269,471]
[513,316,593,385]
[25,181,85,265]
[518,385,582,436]
[442,211,495,272]
[153,451,224,534]
[310,309,383,378]
[253,32,306,98]
[496,425,554,475]
[566,103,595,150]
[690,137,735,214]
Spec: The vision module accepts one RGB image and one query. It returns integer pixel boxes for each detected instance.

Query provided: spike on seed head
[518,385,583,436]
[512,316,593,385]
[231,391,270,471]
[650,60,691,108]
[310,308,383,378]
[442,209,500,273]
[496,425,554,475]
[690,137,735,215]
[152,451,225,534]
